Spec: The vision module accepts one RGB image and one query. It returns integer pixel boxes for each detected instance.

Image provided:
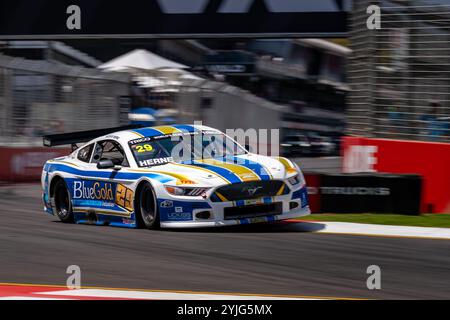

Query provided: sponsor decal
[159,199,210,222]
[122,218,134,225]
[105,135,120,140]
[73,181,114,201]
[167,212,192,221]
[115,184,134,212]
[72,180,134,212]
[161,200,174,208]
[129,132,200,145]
[129,137,154,145]
[139,157,174,167]
[249,216,268,224]
[320,187,391,196]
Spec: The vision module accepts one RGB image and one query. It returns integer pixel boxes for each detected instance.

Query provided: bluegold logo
[73,181,114,200]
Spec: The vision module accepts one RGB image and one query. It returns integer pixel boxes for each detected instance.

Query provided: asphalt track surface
[1,184,449,299]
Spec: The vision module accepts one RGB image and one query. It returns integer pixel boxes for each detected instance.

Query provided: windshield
[129,132,247,167]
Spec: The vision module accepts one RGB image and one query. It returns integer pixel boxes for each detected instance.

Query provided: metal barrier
[348,0,450,142]
[0,54,131,146]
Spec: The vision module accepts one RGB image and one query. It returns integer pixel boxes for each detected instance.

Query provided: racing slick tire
[136,182,160,229]
[52,178,74,223]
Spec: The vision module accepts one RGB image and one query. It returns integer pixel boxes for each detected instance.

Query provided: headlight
[165,186,210,197]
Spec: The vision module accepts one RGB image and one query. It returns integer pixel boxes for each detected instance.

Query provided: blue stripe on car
[47,163,173,183]
[158,199,211,222]
[226,156,272,180]
[133,127,166,137]
[292,186,309,208]
[184,161,242,184]
[236,200,245,207]
[263,197,272,204]
[172,124,197,132]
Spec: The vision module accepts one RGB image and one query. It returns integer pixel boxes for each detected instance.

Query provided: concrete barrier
[0,147,69,182]
[342,136,450,213]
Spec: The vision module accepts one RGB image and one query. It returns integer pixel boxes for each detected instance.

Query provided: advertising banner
[320,173,422,215]
[305,171,422,214]
[342,136,450,213]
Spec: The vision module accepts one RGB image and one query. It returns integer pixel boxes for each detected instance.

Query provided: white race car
[42,124,310,229]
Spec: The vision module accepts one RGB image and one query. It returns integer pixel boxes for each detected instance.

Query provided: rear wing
[43,125,142,149]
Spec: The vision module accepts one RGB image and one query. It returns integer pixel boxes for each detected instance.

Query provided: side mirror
[97,159,115,170]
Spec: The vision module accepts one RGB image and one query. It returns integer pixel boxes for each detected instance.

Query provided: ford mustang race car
[41,124,310,229]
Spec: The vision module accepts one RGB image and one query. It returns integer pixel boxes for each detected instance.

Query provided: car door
[71,139,134,219]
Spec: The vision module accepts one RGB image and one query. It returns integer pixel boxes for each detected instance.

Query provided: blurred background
[0,0,449,213]
[0,38,348,157]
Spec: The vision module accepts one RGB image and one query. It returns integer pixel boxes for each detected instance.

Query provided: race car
[41,124,310,229]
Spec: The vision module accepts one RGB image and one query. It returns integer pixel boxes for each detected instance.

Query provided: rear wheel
[52,179,74,223]
[136,182,159,229]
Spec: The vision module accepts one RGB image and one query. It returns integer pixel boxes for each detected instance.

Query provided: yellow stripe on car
[50,160,80,168]
[150,171,197,185]
[153,126,181,135]
[131,131,144,138]
[215,192,229,202]
[171,163,231,184]
[276,184,285,196]
[276,157,298,174]
[126,168,196,185]
[198,159,261,182]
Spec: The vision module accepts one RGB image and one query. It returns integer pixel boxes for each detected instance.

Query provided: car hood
[136,153,290,187]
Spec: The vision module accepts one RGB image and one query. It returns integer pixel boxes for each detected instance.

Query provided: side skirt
[73,211,138,228]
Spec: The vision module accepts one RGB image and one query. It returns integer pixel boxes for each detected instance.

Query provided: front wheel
[52,179,74,223]
[136,182,159,229]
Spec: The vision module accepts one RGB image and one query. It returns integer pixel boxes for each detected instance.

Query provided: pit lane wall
[0,147,70,182]
[342,137,450,213]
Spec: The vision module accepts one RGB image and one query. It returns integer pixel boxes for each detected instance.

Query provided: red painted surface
[304,173,321,213]
[342,137,450,213]
[0,147,70,182]
[0,284,131,300]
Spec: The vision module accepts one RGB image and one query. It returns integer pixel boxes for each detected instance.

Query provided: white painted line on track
[0,296,68,300]
[36,289,316,300]
[295,221,450,240]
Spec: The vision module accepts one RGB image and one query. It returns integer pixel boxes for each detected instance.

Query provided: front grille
[211,180,289,202]
[224,202,282,220]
